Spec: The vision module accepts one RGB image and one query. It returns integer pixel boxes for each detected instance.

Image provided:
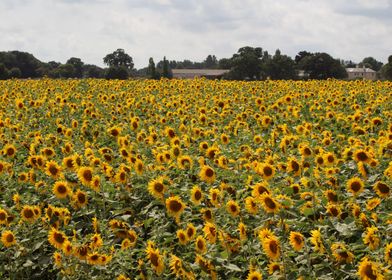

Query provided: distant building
[346,67,376,80]
[172,69,230,79]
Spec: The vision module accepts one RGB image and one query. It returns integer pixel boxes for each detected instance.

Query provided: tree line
[1,48,391,80]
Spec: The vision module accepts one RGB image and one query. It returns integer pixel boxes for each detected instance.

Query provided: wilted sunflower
[289,231,305,251]
[259,193,280,214]
[190,185,203,205]
[347,177,365,196]
[331,243,354,264]
[53,181,71,199]
[1,230,16,247]
[262,236,281,260]
[199,165,216,184]
[165,196,186,221]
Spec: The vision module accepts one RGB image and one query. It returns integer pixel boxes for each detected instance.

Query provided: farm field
[0,78,391,279]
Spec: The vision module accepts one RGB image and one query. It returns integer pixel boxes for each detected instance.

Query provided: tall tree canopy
[103,49,134,70]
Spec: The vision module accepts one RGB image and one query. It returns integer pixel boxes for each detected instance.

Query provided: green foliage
[103,49,134,71]
[298,53,348,79]
[105,66,129,80]
[264,49,297,80]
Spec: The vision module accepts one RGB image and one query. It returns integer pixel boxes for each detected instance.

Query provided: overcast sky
[1,0,391,68]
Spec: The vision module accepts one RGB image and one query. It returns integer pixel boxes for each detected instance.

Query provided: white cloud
[0,0,391,68]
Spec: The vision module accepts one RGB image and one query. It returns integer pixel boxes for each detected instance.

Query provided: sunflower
[247,270,262,280]
[201,208,213,222]
[199,165,216,184]
[209,188,221,207]
[62,240,73,256]
[331,243,354,264]
[148,177,167,200]
[53,181,71,199]
[310,229,325,253]
[385,243,392,265]
[146,242,165,275]
[0,209,8,225]
[289,231,305,251]
[190,185,203,205]
[324,189,338,203]
[134,159,144,175]
[262,236,281,260]
[1,230,16,247]
[268,262,282,275]
[53,251,62,267]
[347,177,365,196]
[259,193,280,214]
[21,205,38,223]
[251,182,270,198]
[72,189,88,208]
[186,223,196,240]
[169,254,184,278]
[286,157,301,176]
[357,257,384,280]
[373,181,390,198]
[258,228,275,242]
[165,196,186,221]
[366,198,381,211]
[226,200,240,217]
[3,144,16,158]
[48,228,68,250]
[238,222,247,240]
[87,252,101,265]
[257,163,275,180]
[353,149,371,163]
[203,222,217,243]
[177,155,193,170]
[77,166,93,187]
[326,203,341,218]
[299,144,313,157]
[195,235,207,254]
[363,226,380,250]
[244,196,258,214]
[176,229,188,245]
[45,160,62,179]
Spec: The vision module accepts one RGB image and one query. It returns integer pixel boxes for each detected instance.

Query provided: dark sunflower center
[269,240,278,254]
[150,253,159,266]
[54,232,65,244]
[265,197,276,209]
[364,264,377,280]
[169,200,182,212]
[205,168,214,177]
[194,190,202,200]
[351,182,361,192]
[83,170,93,181]
[357,151,368,161]
[263,166,273,176]
[154,183,164,192]
[24,209,34,219]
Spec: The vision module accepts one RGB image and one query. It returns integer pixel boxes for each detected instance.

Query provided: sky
[1,0,391,68]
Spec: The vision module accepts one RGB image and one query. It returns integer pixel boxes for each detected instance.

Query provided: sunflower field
[0,78,391,280]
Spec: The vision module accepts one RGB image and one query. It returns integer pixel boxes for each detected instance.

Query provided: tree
[264,49,297,80]
[66,57,84,78]
[105,66,129,80]
[218,58,232,69]
[228,46,264,80]
[9,67,22,78]
[0,63,8,80]
[0,51,42,78]
[161,56,172,78]
[381,55,392,80]
[299,52,347,79]
[58,64,76,78]
[103,49,134,70]
[204,55,218,69]
[295,51,313,65]
[83,64,104,78]
[359,57,383,72]
[146,57,159,79]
